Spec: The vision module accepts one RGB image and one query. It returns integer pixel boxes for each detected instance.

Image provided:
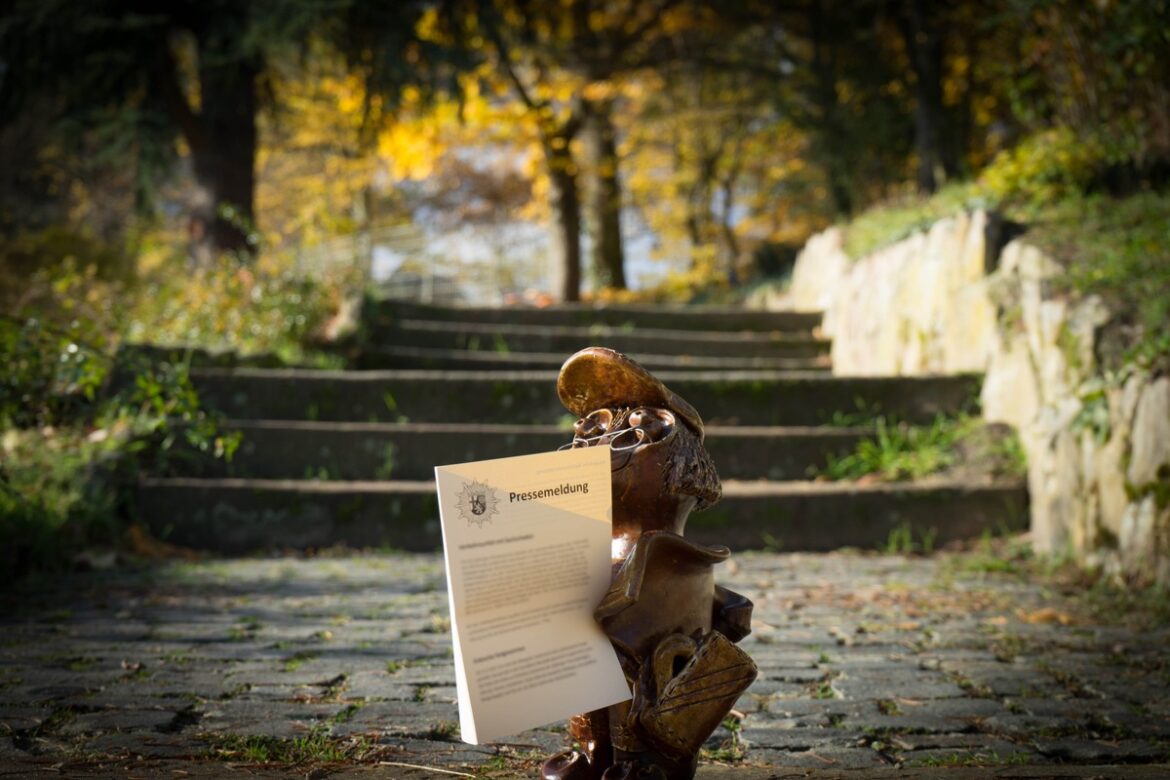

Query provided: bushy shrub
[0,259,124,428]
[0,244,356,580]
[979,128,1109,210]
[1026,192,1170,372]
[124,255,358,362]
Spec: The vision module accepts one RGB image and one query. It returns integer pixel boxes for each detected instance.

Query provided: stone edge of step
[137,476,1026,496]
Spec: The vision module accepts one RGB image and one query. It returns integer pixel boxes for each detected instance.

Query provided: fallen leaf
[1018,607,1073,625]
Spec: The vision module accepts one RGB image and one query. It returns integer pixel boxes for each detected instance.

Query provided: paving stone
[747,699,839,723]
[0,706,50,731]
[899,742,1042,767]
[833,670,965,700]
[418,685,457,704]
[1093,678,1170,705]
[384,662,457,686]
[888,733,1030,752]
[89,670,234,701]
[1114,710,1170,738]
[758,667,825,684]
[340,670,418,701]
[962,673,1058,698]
[740,725,863,750]
[749,746,892,769]
[1034,738,1170,762]
[83,731,199,759]
[836,696,1005,734]
[825,648,914,667]
[327,700,458,738]
[1009,697,1129,721]
[1,551,1168,777]
[226,661,354,688]
[378,736,495,764]
[198,700,343,738]
[978,713,1078,740]
[59,708,178,735]
[745,678,809,697]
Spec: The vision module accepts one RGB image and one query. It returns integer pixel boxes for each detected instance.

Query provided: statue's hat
[557,347,705,440]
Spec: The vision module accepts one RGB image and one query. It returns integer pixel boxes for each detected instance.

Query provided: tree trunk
[952,20,978,177]
[719,174,741,285]
[188,23,259,265]
[682,146,719,269]
[900,0,955,195]
[546,140,582,302]
[809,0,854,217]
[585,100,626,290]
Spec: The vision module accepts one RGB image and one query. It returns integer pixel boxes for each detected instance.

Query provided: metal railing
[292,222,552,305]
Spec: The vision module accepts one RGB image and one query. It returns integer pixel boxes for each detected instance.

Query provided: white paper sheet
[435,445,630,744]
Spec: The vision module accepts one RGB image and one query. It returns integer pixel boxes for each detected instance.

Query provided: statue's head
[557,347,720,554]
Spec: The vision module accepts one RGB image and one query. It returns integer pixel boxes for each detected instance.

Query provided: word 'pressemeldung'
[509,482,590,503]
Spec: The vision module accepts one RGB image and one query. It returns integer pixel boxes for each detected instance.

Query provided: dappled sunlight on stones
[0,552,1169,774]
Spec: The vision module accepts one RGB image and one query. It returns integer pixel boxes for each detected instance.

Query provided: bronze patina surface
[543,347,758,780]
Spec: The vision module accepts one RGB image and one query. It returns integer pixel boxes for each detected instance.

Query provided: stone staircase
[136,300,1028,553]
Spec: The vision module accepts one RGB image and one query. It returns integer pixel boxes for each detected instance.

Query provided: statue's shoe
[541,750,593,780]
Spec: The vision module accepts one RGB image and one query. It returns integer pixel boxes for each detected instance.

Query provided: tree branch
[482,15,539,112]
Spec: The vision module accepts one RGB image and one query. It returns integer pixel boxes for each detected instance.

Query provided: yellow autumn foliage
[255,45,381,250]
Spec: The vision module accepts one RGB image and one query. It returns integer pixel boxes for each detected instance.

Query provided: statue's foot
[600,761,668,780]
[541,750,593,780]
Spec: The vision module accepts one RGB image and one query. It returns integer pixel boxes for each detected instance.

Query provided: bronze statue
[542,347,757,780]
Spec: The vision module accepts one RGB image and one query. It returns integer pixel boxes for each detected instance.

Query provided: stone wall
[789,211,1170,583]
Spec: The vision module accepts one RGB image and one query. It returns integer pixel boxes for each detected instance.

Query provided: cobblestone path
[2,550,1168,778]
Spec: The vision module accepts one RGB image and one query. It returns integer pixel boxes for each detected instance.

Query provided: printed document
[435,445,630,744]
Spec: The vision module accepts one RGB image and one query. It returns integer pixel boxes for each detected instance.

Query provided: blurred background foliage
[1,0,1168,574]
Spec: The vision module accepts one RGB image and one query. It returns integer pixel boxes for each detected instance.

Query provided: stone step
[369,299,823,333]
[354,345,830,372]
[181,421,869,482]
[189,368,980,426]
[135,476,1027,554]
[368,319,831,359]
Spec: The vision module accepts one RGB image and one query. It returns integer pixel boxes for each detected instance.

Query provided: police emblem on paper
[457,480,500,527]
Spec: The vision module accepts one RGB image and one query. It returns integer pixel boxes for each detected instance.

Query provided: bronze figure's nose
[573,409,616,443]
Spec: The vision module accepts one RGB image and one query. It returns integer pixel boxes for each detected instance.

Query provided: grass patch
[1024,191,1170,371]
[817,416,962,481]
[331,702,363,724]
[425,719,459,741]
[841,183,984,260]
[699,714,747,763]
[281,651,317,672]
[815,414,1023,483]
[840,139,1170,373]
[812,681,838,700]
[883,522,938,555]
[944,530,1033,575]
[906,750,1032,767]
[820,398,884,428]
[206,726,376,764]
[62,656,98,671]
